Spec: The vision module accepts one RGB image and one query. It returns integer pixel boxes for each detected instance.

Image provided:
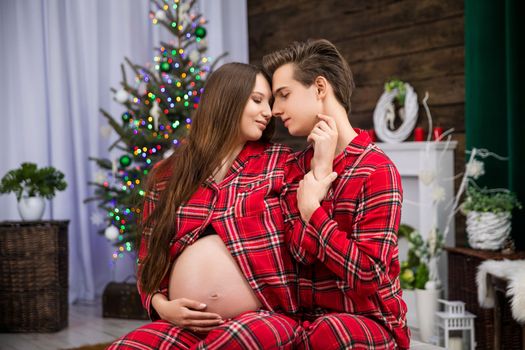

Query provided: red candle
[367,129,377,142]
[433,127,444,141]
[413,127,425,141]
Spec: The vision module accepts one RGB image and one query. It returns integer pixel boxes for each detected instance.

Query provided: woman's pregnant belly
[168,234,262,319]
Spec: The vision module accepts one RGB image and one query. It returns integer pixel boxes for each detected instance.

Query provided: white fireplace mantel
[377,141,457,246]
[377,141,458,328]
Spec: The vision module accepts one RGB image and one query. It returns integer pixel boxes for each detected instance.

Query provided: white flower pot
[466,211,511,250]
[402,289,417,329]
[415,287,441,343]
[17,196,45,221]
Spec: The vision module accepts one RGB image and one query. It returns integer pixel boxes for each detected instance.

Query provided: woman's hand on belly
[152,293,224,333]
[169,235,263,319]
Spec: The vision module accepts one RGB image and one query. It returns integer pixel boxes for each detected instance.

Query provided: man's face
[271,63,321,136]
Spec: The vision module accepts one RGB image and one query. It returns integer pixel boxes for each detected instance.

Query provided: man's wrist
[313,165,332,180]
[301,202,320,222]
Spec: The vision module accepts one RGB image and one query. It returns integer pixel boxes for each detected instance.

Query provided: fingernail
[200,303,206,308]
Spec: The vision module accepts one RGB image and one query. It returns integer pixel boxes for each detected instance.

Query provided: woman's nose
[262,106,271,119]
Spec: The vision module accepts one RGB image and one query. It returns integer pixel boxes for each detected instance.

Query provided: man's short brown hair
[262,39,355,114]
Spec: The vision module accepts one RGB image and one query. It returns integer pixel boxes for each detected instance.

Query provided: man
[263,39,410,349]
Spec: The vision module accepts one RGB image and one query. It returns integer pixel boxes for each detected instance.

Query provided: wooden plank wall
[248,0,466,245]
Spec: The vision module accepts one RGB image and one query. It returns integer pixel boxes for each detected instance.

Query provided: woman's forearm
[151,292,168,317]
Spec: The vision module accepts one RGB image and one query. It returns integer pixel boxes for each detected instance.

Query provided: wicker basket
[466,211,511,250]
[493,275,524,349]
[446,247,525,349]
[0,220,69,332]
[102,278,148,320]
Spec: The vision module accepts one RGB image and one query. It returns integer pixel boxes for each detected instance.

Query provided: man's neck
[323,102,358,155]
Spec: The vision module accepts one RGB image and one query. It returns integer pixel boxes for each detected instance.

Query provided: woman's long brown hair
[139,62,274,294]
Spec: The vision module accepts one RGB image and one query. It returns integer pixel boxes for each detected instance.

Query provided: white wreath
[373,83,418,143]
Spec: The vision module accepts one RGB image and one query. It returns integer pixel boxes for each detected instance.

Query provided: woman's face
[238,74,272,143]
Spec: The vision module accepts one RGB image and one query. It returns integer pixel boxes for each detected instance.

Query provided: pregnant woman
[109,62,307,349]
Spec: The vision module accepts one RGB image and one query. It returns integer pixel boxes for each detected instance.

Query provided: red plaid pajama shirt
[110,142,303,349]
[282,129,410,349]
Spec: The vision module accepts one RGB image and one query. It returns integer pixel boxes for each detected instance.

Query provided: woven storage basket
[493,275,524,349]
[446,247,525,349]
[466,211,511,250]
[102,277,148,320]
[0,220,69,332]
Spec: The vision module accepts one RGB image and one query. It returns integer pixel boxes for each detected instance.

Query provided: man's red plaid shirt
[281,130,410,349]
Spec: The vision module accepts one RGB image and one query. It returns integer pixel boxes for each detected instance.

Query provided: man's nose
[272,103,283,118]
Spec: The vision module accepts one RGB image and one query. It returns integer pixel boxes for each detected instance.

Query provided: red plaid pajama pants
[299,313,397,350]
[107,310,304,349]
[108,311,396,349]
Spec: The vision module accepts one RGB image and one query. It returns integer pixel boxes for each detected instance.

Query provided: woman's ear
[314,76,328,99]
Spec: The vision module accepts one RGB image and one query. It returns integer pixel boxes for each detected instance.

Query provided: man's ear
[314,76,328,99]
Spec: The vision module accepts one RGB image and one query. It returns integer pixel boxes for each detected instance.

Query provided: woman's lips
[255,120,267,129]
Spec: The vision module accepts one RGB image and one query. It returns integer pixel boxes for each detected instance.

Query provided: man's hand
[308,114,338,180]
[152,293,223,333]
[297,171,338,222]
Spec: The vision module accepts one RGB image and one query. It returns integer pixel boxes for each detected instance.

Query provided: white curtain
[200,0,249,64]
[0,0,248,302]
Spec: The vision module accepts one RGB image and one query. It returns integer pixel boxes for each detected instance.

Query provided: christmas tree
[86,0,224,261]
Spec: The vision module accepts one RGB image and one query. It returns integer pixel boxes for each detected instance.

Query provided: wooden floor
[0,301,443,349]
[0,300,148,350]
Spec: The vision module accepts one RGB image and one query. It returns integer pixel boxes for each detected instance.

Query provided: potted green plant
[461,186,522,250]
[399,224,443,290]
[0,162,67,221]
[399,225,444,343]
